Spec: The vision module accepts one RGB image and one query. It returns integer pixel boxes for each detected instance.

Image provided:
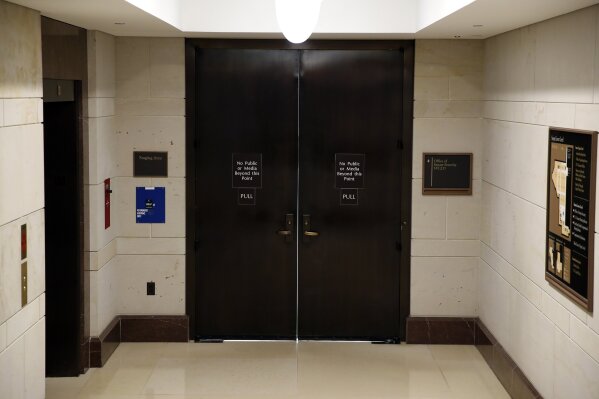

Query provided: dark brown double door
[195,47,404,341]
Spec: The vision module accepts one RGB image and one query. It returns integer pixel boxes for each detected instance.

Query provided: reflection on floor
[46,342,509,399]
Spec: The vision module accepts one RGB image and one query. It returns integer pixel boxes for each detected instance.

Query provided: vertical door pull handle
[277,213,295,243]
[303,214,320,237]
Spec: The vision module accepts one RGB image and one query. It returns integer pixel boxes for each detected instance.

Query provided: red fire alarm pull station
[21,224,27,260]
[104,178,111,229]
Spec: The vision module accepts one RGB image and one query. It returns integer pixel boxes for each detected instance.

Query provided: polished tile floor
[46,342,509,399]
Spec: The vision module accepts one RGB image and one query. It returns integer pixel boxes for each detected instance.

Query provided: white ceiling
[8,0,599,39]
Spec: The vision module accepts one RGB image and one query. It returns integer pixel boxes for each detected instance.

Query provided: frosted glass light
[275,0,323,44]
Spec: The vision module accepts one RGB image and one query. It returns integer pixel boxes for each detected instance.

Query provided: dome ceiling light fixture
[275,0,324,44]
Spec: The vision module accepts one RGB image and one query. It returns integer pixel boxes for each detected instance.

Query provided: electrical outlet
[147,281,155,296]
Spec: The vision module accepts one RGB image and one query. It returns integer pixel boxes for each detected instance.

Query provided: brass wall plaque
[422,153,473,195]
[546,127,596,312]
[21,262,27,307]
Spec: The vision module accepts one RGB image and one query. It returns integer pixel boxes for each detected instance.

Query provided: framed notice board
[422,153,473,195]
[546,127,596,312]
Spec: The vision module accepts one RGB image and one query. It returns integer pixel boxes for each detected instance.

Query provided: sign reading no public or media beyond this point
[232,153,262,189]
[335,153,365,189]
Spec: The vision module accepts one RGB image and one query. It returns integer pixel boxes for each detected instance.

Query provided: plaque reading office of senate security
[133,151,168,177]
[546,128,596,312]
[422,153,472,195]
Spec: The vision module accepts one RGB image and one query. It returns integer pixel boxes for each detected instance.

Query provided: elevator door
[298,50,402,340]
[195,49,299,340]
[195,47,403,341]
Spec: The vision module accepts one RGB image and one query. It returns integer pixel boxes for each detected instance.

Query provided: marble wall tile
[554,328,599,399]
[480,242,517,288]
[97,239,118,271]
[0,219,21,323]
[414,100,481,118]
[116,115,185,178]
[36,97,42,123]
[540,291,570,335]
[411,179,446,239]
[116,255,185,315]
[411,256,477,316]
[411,239,479,257]
[0,1,42,98]
[533,7,596,103]
[24,318,44,399]
[512,271,542,310]
[413,117,482,179]
[480,182,546,287]
[0,322,6,353]
[446,179,481,240]
[0,210,44,326]
[0,334,25,399]
[449,75,482,100]
[88,30,115,99]
[484,26,536,101]
[6,297,39,347]
[117,237,185,255]
[87,116,118,185]
[484,101,575,128]
[116,98,185,116]
[415,40,483,77]
[87,98,115,118]
[112,177,152,239]
[414,77,449,100]
[89,258,119,336]
[570,316,599,364]
[3,99,41,126]
[38,293,45,318]
[23,210,44,303]
[116,37,150,99]
[149,38,185,98]
[149,178,185,238]
[574,104,599,132]
[554,330,599,399]
[87,238,117,272]
[88,182,119,252]
[508,291,555,399]
[0,124,44,227]
[478,259,512,353]
[589,241,599,335]
[482,119,548,208]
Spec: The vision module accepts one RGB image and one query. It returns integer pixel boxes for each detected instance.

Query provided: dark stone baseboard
[406,317,477,344]
[90,315,188,367]
[90,317,121,368]
[406,317,542,398]
[121,315,189,342]
[475,320,542,399]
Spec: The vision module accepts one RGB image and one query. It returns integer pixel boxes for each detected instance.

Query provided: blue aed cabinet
[136,187,165,223]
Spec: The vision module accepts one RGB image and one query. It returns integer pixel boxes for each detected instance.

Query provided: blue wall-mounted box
[136,187,165,223]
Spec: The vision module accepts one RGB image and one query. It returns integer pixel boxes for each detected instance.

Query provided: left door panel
[195,49,298,340]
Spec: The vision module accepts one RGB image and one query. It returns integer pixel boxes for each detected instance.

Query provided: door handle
[277,213,295,243]
[303,215,320,237]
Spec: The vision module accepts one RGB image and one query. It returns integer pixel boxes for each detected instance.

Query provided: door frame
[185,39,415,341]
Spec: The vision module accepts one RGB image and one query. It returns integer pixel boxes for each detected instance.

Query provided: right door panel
[298,50,403,340]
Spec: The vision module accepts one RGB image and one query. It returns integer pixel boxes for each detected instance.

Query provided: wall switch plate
[21,262,27,307]
[147,281,155,296]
